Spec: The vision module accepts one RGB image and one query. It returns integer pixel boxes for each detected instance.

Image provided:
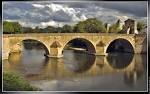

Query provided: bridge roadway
[2,33,147,60]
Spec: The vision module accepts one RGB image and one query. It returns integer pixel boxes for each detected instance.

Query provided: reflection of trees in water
[124,69,144,87]
[141,54,147,71]
[106,53,133,69]
[64,51,96,73]
[124,55,146,86]
[141,38,147,54]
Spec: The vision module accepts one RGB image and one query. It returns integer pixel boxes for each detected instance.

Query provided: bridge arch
[63,38,96,54]
[9,39,50,56]
[105,38,134,53]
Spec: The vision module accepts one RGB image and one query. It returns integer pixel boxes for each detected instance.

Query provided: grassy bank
[3,72,40,91]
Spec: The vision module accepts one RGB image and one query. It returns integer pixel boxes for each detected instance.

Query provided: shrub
[3,72,39,91]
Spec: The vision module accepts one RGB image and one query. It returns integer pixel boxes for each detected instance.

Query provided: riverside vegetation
[3,72,40,91]
[3,18,146,34]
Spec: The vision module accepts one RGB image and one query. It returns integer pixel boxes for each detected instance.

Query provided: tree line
[3,18,146,34]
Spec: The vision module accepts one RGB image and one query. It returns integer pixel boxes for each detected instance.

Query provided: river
[3,46,147,91]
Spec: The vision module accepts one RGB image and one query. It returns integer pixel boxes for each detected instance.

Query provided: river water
[3,48,147,91]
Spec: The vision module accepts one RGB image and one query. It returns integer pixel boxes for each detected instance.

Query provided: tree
[3,21,22,34]
[109,20,122,33]
[22,27,33,33]
[43,26,56,33]
[109,24,120,33]
[33,26,42,33]
[3,21,14,33]
[73,18,106,33]
[61,25,73,33]
[13,22,22,33]
[137,21,146,32]
[55,27,62,33]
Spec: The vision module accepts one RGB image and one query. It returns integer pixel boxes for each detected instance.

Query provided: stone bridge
[3,33,147,60]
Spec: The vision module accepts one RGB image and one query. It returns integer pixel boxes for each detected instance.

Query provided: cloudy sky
[3,1,147,28]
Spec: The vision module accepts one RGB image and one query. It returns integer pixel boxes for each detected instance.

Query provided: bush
[3,72,39,91]
[137,21,146,32]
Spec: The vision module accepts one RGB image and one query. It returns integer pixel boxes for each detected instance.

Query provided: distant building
[122,19,138,34]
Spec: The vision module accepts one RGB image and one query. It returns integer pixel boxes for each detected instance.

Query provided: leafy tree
[109,20,122,33]
[22,27,33,33]
[3,21,22,34]
[3,21,14,33]
[73,18,106,33]
[61,25,73,33]
[137,21,146,32]
[33,26,43,33]
[13,22,22,33]
[43,26,56,33]
[55,27,62,33]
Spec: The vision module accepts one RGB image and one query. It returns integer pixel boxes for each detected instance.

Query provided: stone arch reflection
[106,53,134,69]
[63,51,96,73]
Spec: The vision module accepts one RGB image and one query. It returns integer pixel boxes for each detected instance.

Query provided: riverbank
[3,72,40,91]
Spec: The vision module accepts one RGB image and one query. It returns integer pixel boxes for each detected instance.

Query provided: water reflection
[8,52,22,63]
[124,69,143,87]
[106,52,134,69]
[95,56,105,69]
[3,47,147,91]
[124,54,146,87]
[63,50,95,73]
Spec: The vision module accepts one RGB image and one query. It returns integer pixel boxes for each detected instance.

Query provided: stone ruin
[121,19,138,34]
[106,19,139,34]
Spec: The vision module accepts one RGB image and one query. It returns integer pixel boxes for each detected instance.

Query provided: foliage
[73,18,106,33]
[3,21,22,34]
[61,24,73,33]
[109,21,122,33]
[56,27,62,33]
[22,27,33,33]
[137,21,146,32]
[43,26,56,33]
[5,18,142,33]
[3,72,39,91]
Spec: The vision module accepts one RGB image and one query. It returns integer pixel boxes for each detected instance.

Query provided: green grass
[3,72,40,91]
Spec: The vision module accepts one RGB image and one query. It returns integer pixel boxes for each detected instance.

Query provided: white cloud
[41,20,58,27]
[46,3,64,12]
[80,15,87,20]
[3,2,147,28]
[32,4,45,8]
[115,15,129,21]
